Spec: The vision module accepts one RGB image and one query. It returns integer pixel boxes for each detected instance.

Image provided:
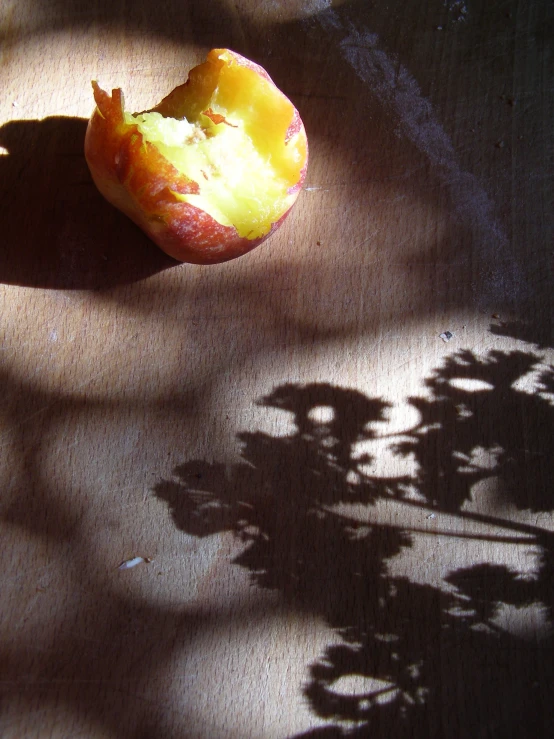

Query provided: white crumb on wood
[117,556,149,570]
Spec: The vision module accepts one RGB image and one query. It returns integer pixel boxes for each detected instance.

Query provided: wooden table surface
[1,1,553,736]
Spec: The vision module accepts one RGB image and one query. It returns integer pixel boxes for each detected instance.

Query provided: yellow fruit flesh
[125,108,297,239]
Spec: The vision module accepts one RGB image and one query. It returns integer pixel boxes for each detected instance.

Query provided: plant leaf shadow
[0,116,177,289]
[155,341,554,736]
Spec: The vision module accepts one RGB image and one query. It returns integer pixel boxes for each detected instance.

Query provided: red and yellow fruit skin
[84,49,308,265]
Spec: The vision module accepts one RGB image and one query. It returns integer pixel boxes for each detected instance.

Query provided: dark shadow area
[0,0,249,51]
[0,365,225,739]
[490,319,554,351]
[0,581,235,739]
[155,340,554,737]
[0,117,177,288]
[395,349,554,513]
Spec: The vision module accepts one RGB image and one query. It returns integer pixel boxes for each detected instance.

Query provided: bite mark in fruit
[84,49,309,264]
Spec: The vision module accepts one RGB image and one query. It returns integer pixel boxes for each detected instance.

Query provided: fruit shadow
[0,116,177,289]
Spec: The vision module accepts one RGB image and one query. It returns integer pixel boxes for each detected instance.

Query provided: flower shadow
[155,343,554,736]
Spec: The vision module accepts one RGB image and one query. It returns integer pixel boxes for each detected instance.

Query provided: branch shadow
[154,339,554,736]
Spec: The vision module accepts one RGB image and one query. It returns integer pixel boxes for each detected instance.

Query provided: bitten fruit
[84,49,308,264]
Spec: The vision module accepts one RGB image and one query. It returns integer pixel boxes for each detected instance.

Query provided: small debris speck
[495,140,506,149]
[427,514,436,520]
[492,313,500,319]
[439,331,454,342]
[118,556,149,570]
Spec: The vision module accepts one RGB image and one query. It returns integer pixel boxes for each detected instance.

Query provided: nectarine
[84,49,308,264]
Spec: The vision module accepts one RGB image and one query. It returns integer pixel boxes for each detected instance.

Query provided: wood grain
[1,0,553,736]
